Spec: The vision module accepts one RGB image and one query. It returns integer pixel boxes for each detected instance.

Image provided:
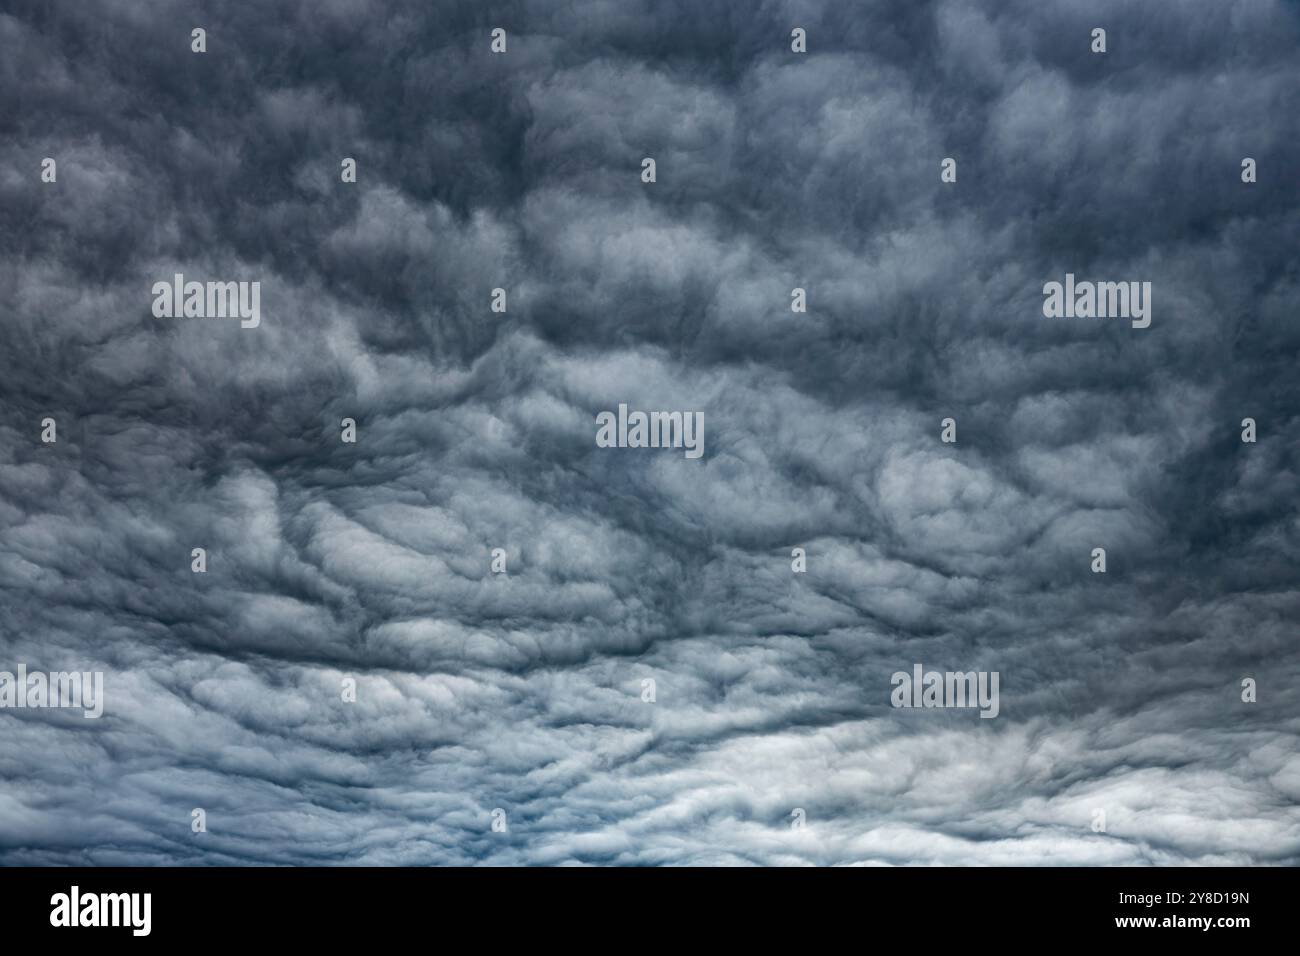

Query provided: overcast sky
[1,0,1298,865]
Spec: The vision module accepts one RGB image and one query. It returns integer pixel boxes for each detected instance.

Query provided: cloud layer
[1,0,1298,865]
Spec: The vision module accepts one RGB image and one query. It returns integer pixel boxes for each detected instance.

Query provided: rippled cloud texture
[1,0,1298,865]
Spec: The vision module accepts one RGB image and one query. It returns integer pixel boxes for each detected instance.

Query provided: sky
[0,0,1298,865]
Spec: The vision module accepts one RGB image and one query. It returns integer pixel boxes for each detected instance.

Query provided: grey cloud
[0,0,1297,866]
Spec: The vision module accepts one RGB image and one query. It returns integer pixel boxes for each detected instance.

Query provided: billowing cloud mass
[1,0,1298,866]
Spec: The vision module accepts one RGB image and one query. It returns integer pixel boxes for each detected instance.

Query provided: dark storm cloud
[0,0,1298,865]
